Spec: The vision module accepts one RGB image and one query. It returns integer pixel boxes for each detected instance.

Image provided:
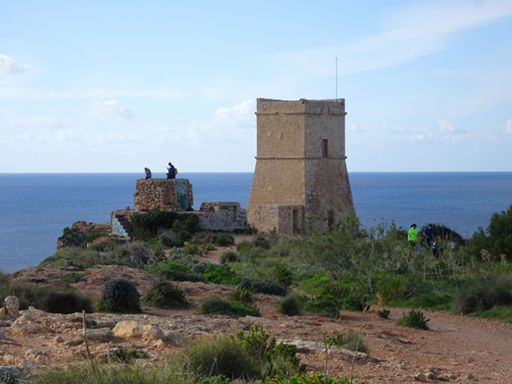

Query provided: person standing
[424,224,434,248]
[408,224,419,249]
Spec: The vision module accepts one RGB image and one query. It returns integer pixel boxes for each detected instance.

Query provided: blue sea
[1,172,511,273]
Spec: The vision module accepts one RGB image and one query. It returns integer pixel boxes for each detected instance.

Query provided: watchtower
[247,98,354,234]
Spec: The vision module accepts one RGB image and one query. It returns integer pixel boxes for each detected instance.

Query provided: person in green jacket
[408,224,419,248]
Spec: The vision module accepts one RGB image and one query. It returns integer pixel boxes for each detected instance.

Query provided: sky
[1,0,511,173]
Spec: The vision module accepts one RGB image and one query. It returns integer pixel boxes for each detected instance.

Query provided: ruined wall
[133,179,193,212]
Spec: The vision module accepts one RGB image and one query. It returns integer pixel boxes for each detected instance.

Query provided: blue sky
[1,0,511,172]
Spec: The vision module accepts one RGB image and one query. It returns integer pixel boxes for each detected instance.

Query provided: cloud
[0,87,189,99]
[159,100,256,145]
[276,0,512,76]
[438,119,468,140]
[214,100,254,122]
[506,119,512,134]
[89,99,136,120]
[0,54,29,76]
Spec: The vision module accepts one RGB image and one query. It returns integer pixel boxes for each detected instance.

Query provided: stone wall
[133,179,193,212]
[197,202,247,231]
[247,205,304,235]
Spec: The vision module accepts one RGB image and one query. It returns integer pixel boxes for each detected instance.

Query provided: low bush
[159,230,184,248]
[235,324,303,378]
[271,372,350,383]
[324,330,368,353]
[212,233,235,247]
[183,243,201,255]
[199,296,259,317]
[159,269,202,282]
[272,265,293,288]
[240,279,286,296]
[279,294,302,316]
[220,250,239,264]
[117,242,155,267]
[108,347,149,363]
[39,291,93,314]
[202,264,241,285]
[0,283,92,313]
[97,278,141,313]
[454,278,512,314]
[59,272,86,283]
[396,310,430,330]
[184,335,258,379]
[144,281,188,309]
[230,287,254,303]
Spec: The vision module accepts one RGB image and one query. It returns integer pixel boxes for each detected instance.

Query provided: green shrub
[59,272,86,283]
[183,243,201,255]
[454,278,512,314]
[220,250,239,264]
[377,308,390,319]
[272,265,293,288]
[108,347,149,363]
[144,281,187,309]
[396,310,430,330]
[324,330,368,353]
[58,227,87,248]
[0,283,92,313]
[202,264,241,285]
[39,291,93,314]
[117,242,155,267]
[199,296,259,317]
[97,278,141,313]
[212,233,235,247]
[160,269,203,282]
[279,294,302,316]
[131,210,178,240]
[159,230,184,248]
[230,287,254,303]
[235,324,303,378]
[240,279,286,296]
[184,335,258,379]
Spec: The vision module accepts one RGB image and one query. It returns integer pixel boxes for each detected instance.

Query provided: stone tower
[247,98,354,234]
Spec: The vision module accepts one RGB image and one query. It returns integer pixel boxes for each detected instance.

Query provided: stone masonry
[133,179,193,212]
[247,98,354,234]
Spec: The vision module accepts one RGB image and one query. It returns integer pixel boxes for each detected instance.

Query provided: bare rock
[86,328,113,342]
[163,330,187,346]
[112,320,164,341]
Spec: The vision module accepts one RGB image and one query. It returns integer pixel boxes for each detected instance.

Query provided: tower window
[322,139,328,158]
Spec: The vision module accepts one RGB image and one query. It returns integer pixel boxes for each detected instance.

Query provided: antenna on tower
[335,57,338,100]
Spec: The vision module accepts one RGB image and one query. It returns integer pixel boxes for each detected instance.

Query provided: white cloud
[214,100,254,122]
[89,99,136,120]
[0,87,189,99]
[506,119,512,134]
[438,119,468,140]
[276,0,512,76]
[159,100,256,146]
[0,54,29,76]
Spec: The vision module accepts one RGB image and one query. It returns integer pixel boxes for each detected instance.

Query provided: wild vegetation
[3,205,511,382]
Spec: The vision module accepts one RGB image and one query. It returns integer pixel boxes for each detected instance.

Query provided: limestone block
[112,320,164,341]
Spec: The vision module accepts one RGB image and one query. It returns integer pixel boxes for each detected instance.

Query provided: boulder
[112,320,164,341]
[0,296,19,320]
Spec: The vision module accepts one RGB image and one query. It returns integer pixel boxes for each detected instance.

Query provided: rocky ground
[2,259,512,382]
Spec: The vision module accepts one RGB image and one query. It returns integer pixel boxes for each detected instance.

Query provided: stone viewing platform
[112,178,247,239]
[133,178,193,212]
